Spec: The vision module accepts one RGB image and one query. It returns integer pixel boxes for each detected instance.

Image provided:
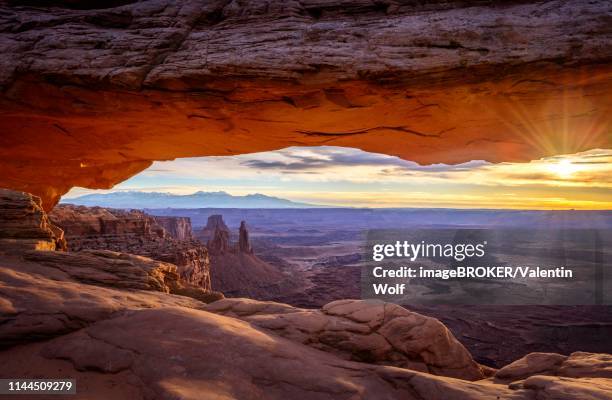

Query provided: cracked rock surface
[0,0,610,208]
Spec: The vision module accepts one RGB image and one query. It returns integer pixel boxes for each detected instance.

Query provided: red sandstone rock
[200,215,230,244]
[0,254,206,348]
[496,351,612,382]
[154,216,193,241]
[200,215,293,298]
[50,204,212,290]
[205,297,488,381]
[0,241,610,399]
[0,0,610,209]
[0,189,66,253]
[238,221,253,254]
[23,249,182,294]
[207,225,231,255]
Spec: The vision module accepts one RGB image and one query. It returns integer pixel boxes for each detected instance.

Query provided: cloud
[240,146,490,175]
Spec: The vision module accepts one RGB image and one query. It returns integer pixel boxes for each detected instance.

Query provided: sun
[547,158,580,178]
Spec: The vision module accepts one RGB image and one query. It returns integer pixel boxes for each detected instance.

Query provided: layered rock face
[0,0,610,209]
[153,216,193,241]
[23,249,182,294]
[0,189,66,253]
[50,204,211,289]
[206,225,231,255]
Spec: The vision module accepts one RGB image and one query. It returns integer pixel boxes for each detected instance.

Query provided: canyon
[1,188,611,399]
[153,207,612,368]
[0,0,610,209]
[0,0,611,398]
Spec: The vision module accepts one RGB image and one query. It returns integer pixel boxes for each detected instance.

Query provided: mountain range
[61,191,322,209]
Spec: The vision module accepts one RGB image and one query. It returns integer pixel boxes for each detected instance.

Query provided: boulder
[559,352,612,379]
[522,375,612,399]
[205,297,488,380]
[496,351,612,382]
[495,352,568,381]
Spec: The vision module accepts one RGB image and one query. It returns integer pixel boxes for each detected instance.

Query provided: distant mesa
[62,191,322,209]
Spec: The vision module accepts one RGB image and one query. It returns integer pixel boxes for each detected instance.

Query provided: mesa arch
[0,0,610,210]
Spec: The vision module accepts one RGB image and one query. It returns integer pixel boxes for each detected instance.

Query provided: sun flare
[547,159,580,178]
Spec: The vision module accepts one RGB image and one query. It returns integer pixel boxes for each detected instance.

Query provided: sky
[64,146,612,210]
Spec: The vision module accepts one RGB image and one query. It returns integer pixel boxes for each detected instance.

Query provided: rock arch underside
[0,0,611,209]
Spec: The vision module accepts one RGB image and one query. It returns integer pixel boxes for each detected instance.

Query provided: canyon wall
[0,0,610,209]
[153,216,193,241]
[50,204,212,290]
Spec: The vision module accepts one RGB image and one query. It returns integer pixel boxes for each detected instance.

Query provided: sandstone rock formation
[50,204,212,289]
[495,351,612,382]
[153,216,193,241]
[3,306,529,400]
[206,225,231,255]
[0,254,205,348]
[200,214,230,244]
[0,189,66,253]
[0,0,610,209]
[205,297,488,380]
[0,202,611,399]
[23,249,182,293]
[238,221,253,254]
[1,258,611,400]
[201,215,293,298]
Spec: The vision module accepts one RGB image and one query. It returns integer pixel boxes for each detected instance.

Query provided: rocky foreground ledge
[1,188,611,399]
